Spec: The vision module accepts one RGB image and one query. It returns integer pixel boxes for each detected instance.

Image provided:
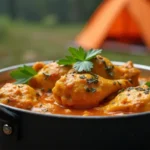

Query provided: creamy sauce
[0,77,150,116]
[30,77,150,116]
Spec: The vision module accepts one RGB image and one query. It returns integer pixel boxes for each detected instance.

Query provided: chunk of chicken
[92,55,115,79]
[92,55,140,86]
[114,61,140,86]
[52,72,132,109]
[104,85,150,113]
[0,83,38,109]
[29,62,71,91]
[32,61,46,72]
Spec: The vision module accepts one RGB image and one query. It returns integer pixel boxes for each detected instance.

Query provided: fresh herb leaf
[145,82,150,87]
[85,49,102,60]
[69,47,86,60]
[10,65,37,84]
[57,56,76,65]
[73,61,93,72]
[57,47,102,72]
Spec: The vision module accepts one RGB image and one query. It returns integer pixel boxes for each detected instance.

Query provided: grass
[0,22,149,69]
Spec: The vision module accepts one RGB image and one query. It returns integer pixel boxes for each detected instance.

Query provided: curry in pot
[0,47,150,116]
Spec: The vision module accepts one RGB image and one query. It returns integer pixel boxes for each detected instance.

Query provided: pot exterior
[0,106,150,150]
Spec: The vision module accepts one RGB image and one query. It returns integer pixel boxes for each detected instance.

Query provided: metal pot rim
[0,61,150,119]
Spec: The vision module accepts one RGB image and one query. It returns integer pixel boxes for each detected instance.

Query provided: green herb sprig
[57,47,102,72]
[10,65,37,84]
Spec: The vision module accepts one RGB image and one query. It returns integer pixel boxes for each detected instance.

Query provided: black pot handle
[0,106,20,141]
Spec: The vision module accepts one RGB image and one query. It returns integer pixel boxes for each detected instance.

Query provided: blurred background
[0,0,149,69]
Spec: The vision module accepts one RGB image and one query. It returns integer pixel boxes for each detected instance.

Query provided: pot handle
[0,106,20,141]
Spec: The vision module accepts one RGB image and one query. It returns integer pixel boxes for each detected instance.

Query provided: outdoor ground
[0,22,149,69]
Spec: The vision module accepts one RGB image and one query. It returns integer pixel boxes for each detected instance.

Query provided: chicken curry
[0,47,150,116]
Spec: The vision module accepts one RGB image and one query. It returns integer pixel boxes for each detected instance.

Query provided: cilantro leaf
[85,49,102,60]
[69,47,86,60]
[14,77,33,84]
[57,56,76,65]
[73,61,93,72]
[57,47,102,72]
[145,82,150,87]
[10,65,37,84]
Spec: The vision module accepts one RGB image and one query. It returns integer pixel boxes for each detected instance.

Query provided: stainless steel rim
[0,61,149,73]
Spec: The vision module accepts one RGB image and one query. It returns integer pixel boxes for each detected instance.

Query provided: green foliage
[10,65,37,84]
[0,0,102,23]
[41,14,58,27]
[0,16,11,41]
[0,22,149,70]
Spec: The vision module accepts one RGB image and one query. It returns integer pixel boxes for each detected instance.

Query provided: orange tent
[75,0,150,52]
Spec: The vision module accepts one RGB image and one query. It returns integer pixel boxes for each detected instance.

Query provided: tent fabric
[75,0,150,52]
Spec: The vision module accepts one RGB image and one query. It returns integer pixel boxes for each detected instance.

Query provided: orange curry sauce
[0,77,149,116]
[30,77,150,116]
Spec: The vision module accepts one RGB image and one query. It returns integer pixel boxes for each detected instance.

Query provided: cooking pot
[0,61,150,150]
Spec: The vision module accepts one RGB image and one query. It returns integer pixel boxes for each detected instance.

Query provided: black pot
[0,62,150,150]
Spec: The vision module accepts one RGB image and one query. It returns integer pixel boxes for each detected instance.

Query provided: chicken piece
[0,83,38,109]
[29,62,71,91]
[113,61,140,86]
[92,55,140,86]
[92,55,115,79]
[32,61,46,72]
[52,72,132,109]
[104,85,150,113]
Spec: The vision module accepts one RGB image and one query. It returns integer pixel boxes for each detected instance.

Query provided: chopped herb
[79,75,86,79]
[57,47,102,72]
[43,72,51,80]
[117,81,122,86]
[144,90,150,94]
[85,87,96,93]
[126,87,134,91]
[101,59,114,77]
[18,85,23,88]
[135,87,145,91]
[105,66,114,77]
[144,91,149,94]
[86,77,98,84]
[10,65,37,84]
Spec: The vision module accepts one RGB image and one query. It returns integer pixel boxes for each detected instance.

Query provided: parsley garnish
[57,47,102,72]
[10,65,37,84]
[145,82,150,87]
